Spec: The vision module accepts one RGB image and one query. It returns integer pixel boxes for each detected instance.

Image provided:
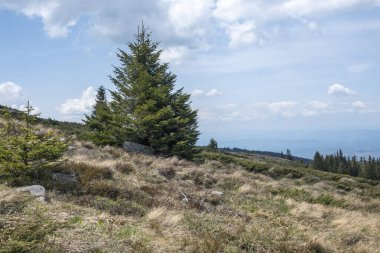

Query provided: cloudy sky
[1,0,380,157]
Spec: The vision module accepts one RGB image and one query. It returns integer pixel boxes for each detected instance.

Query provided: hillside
[0,105,89,139]
[219,147,312,165]
[1,138,379,252]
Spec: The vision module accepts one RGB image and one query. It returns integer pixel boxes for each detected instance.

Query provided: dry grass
[0,143,379,252]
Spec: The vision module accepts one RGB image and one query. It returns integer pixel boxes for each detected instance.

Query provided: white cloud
[1,0,379,50]
[352,101,367,110]
[191,89,223,97]
[0,82,23,101]
[224,21,257,48]
[213,0,256,22]
[58,86,96,115]
[166,0,214,36]
[0,0,78,38]
[191,89,205,97]
[301,100,329,116]
[206,89,223,97]
[308,100,329,110]
[196,97,380,123]
[328,83,356,96]
[18,104,40,115]
[280,0,368,16]
[160,46,190,64]
[307,21,318,31]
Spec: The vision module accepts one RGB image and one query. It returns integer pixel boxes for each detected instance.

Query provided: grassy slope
[1,142,380,252]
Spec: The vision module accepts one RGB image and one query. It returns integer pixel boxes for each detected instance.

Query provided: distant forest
[313,150,380,181]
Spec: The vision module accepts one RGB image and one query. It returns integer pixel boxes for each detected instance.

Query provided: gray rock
[17,185,46,202]
[52,172,77,183]
[123,141,155,155]
[211,191,224,197]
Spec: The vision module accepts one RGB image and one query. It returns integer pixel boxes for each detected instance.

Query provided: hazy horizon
[199,129,380,159]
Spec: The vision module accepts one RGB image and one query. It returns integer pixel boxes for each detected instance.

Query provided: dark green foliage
[0,102,67,181]
[207,138,218,151]
[286,149,293,161]
[109,25,199,158]
[196,151,271,173]
[271,188,347,208]
[312,150,380,180]
[313,151,325,171]
[84,86,115,146]
[0,196,65,253]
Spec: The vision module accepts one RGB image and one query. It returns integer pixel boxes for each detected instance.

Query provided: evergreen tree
[84,86,115,146]
[109,25,199,158]
[207,138,218,151]
[286,149,293,161]
[0,102,67,180]
[313,151,324,171]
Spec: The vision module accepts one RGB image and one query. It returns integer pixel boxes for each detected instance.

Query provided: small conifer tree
[207,138,218,151]
[84,86,115,146]
[0,102,67,180]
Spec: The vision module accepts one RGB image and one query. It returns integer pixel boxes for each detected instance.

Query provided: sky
[0,0,380,158]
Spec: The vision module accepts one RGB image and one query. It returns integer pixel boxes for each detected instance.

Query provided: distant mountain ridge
[219,147,312,165]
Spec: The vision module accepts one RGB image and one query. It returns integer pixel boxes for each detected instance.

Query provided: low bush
[59,162,113,185]
[84,180,120,199]
[92,197,147,217]
[115,162,136,174]
[311,193,347,208]
[0,215,65,253]
[158,167,176,180]
[0,194,31,215]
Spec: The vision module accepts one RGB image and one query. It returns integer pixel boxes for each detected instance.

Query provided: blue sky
[0,0,380,157]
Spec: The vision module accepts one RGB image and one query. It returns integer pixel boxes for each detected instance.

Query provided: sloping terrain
[1,142,379,253]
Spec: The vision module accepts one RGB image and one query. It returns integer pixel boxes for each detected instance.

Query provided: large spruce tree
[109,25,199,158]
[84,86,115,146]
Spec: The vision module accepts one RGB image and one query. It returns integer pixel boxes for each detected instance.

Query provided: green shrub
[0,216,64,253]
[0,194,31,215]
[311,194,347,208]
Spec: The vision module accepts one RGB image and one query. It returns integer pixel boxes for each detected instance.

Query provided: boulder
[123,141,155,155]
[17,185,46,202]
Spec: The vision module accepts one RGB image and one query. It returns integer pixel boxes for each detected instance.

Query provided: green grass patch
[271,188,347,208]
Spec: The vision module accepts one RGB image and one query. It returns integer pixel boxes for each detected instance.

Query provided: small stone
[17,185,46,202]
[211,191,224,197]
